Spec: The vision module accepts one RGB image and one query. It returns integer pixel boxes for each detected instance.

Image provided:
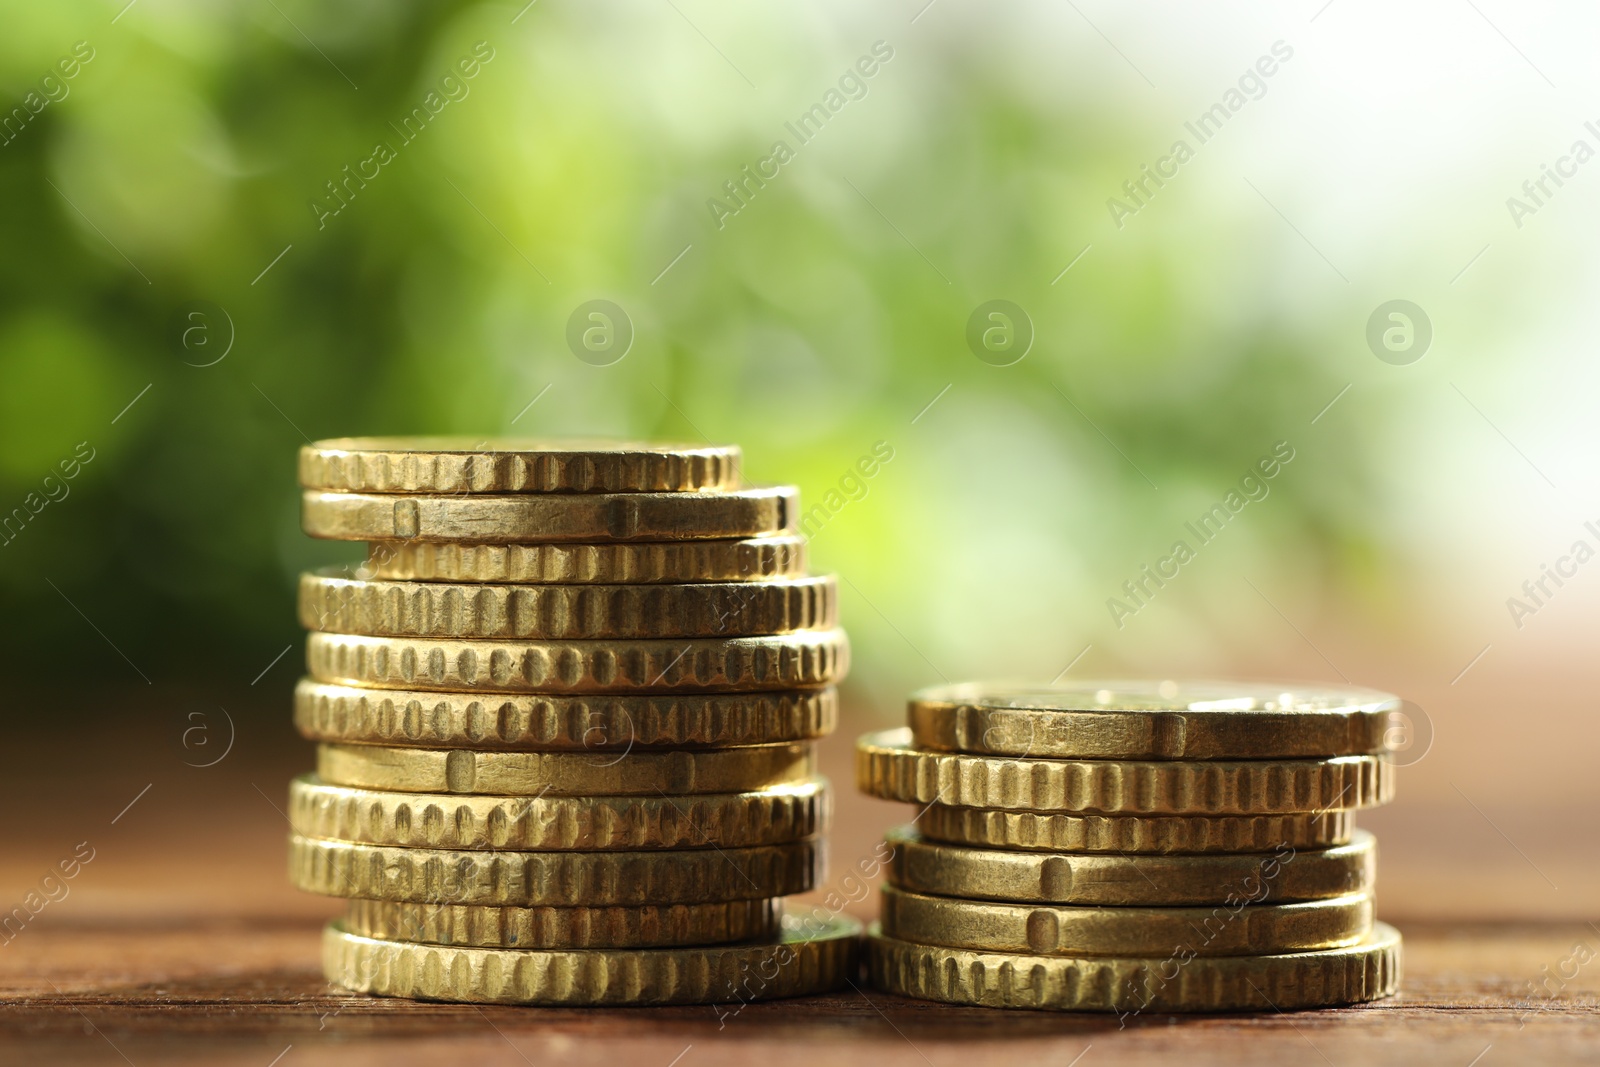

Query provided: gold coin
[880,884,1373,957]
[298,570,837,640]
[289,834,818,905]
[866,921,1401,1013]
[917,805,1356,854]
[307,630,849,693]
[908,680,1397,759]
[885,826,1374,905]
[299,438,741,494]
[293,680,838,749]
[342,897,780,949]
[363,535,806,584]
[301,486,795,543]
[856,728,1392,814]
[324,915,861,1005]
[315,742,815,796]
[289,774,828,850]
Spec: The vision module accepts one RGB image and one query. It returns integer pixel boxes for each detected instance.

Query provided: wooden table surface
[5,695,1599,1066]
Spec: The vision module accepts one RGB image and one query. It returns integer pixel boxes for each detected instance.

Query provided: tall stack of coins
[287,438,858,1005]
[858,681,1402,1014]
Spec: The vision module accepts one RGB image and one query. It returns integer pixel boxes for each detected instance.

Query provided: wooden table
[5,698,1599,1065]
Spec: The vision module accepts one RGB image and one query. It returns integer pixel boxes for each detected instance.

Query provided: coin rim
[300,486,797,543]
[323,915,863,1004]
[297,569,838,640]
[865,920,1402,1012]
[878,883,1375,957]
[885,825,1375,903]
[306,629,851,694]
[361,534,808,585]
[289,773,830,850]
[289,833,821,904]
[340,896,783,949]
[299,438,740,495]
[314,740,817,796]
[292,679,840,748]
[910,679,1400,714]
[906,684,1396,760]
[857,727,1393,814]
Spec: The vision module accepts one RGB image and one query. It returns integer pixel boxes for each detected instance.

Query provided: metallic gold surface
[293,680,838,749]
[866,921,1402,1012]
[289,834,819,905]
[363,535,806,584]
[289,774,828,850]
[915,804,1357,854]
[301,486,796,543]
[879,884,1374,956]
[298,570,837,640]
[307,630,849,693]
[884,826,1374,904]
[907,680,1397,760]
[342,897,780,949]
[324,915,861,1005]
[299,438,740,494]
[856,728,1392,814]
[315,742,815,796]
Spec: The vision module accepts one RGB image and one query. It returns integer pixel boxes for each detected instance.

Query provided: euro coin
[341,897,780,949]
[307,629,849,693]
[879,884,1374,956]
[301,486,795,543]
[299,438,741,494]
[907,680,1397,759]
[362,535,806,584]
[315,741,815,796]
[289,835,819,905]
[293,680,838,749]
[866,921,1401,1012]
[324,914,861,1005]
[298,570,837,640]
[884,825,1374,904]
[916,805,1357,854]
[857,728,1392,814]
[289,774,828,850]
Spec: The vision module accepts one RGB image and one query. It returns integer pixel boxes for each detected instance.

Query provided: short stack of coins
[286,438,858,1005]
[858,681,1402,1014]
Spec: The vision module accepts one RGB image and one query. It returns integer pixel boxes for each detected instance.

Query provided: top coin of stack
[859,680,1402,1014]
[287,438,858,1006]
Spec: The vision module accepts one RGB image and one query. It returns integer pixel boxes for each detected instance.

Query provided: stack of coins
[286,438,858,1006]
[858,681,1402,1014]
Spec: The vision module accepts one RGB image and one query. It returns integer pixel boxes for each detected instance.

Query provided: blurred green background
[4,0,1598,820]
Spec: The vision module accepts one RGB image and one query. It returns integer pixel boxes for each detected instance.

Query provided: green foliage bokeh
[0,2,1428,711]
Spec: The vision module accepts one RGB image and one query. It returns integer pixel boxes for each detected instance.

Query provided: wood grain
[5,918,1600,1066]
